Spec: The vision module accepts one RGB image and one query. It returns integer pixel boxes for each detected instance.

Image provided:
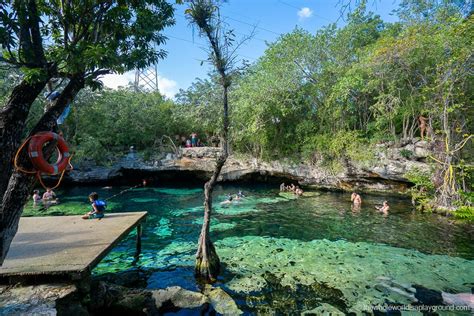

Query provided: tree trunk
[195,85,229,282]
[0,74,84,264]
[0,77,50,199]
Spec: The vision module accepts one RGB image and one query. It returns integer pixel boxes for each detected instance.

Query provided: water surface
[23,183,474,314]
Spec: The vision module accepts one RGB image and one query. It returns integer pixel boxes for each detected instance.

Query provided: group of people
[280,183,304,196]
[32,188,59,209]
[351,192,390,214]
[221,191,245,204]
[180,132,203,148]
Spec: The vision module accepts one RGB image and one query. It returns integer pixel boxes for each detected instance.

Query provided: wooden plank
[0,212,147,281]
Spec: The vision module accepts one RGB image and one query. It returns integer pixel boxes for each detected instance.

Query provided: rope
[104,181,146,202]
[13,136,36,174]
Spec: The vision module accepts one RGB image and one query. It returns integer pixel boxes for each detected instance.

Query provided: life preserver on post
[27,132,70,175]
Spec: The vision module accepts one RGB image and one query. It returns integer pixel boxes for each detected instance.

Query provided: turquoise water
[32,184,474,314]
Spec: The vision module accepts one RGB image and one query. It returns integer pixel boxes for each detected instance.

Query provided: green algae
[215,236,474,314]
[192,218,237,232]
[152,218,173,238]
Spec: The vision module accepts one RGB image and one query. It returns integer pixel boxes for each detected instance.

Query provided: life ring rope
[14,132,73,190]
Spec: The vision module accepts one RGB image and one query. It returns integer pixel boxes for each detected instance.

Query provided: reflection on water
[26,183,474,314]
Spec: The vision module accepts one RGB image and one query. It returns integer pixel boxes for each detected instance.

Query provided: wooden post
[134,224,142,263]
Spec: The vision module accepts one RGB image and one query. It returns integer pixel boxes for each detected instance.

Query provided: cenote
[23,182,474,315]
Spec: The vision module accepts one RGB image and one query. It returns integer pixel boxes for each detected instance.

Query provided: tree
[186,0,246,282]
[0,0,174,264]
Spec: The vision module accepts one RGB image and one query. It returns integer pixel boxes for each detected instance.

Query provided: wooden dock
[0,212,147,283]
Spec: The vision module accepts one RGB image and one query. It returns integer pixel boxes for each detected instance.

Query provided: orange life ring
[27,132,70,175]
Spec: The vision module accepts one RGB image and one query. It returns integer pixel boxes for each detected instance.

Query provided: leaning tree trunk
[195,85,229,282]
[0,74,84,264]
[0,77,51,199]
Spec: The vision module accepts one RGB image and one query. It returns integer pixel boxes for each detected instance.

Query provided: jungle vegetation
[1,0,473,220]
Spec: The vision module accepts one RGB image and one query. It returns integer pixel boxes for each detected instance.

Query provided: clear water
[25,183,474,314]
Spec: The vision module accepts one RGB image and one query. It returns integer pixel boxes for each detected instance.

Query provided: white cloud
[100,71,179,99]
[297,7,313,20]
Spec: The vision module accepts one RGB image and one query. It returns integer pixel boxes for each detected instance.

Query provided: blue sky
[101,0,401,98]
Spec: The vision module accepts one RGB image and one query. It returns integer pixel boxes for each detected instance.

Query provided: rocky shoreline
[66,139,432,194]
[0,270,243,315]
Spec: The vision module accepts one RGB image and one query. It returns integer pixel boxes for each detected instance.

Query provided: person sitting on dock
[351,192,362,206]
[82,192,106,219]
[32,190,42,208]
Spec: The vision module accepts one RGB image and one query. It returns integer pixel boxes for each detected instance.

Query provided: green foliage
[406,168,435,211]
[399,149,413,159]
[453,206,474,221]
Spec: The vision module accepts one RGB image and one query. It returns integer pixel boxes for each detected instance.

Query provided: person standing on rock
[190,132,198,147]
[418,115,428,140]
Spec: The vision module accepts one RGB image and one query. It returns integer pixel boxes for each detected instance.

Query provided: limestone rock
[66,141,434,193]
[302,303,345,315]
[203,285,243,315]
[152,286,208,309]
[0,283,79,315]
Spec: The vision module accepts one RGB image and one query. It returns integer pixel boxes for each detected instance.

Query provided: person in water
[295,187,304,196]
[376,200,390,214]
[221,193,234,205]
[237,190,245,198]
[351,192,362,206]
[82,192,106,219]
[32,190,42,207]
[42,188,59,208]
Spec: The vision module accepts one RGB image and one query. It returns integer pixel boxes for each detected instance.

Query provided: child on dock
[82,192,106,219]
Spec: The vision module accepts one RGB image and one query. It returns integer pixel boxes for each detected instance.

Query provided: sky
[100,0,401,98]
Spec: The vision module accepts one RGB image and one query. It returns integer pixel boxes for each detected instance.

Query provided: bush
[453,206,474,221]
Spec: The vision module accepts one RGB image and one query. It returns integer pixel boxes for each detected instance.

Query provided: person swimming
[221,194,233,205]
[376,201,390,214]
[351,192,362,206]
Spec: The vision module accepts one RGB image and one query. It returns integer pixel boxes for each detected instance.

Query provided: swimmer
[32,190,42,208]
[280,183,286,191]
[295,187,304,196]
[376,200,390,214]
[237,190,245,198]
[220,194,233,205]
[42,187,59,208]
[351,192,362,206]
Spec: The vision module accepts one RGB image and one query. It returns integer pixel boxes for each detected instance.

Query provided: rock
[152,286,208,309]
[0,283,79,315]
[94,269,149,288]
[302,303,345,315]
[66,141,434,193]
[203,285,243,315]
[414,141,431,159]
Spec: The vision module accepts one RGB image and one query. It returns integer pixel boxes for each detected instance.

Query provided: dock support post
[134,224,142,264]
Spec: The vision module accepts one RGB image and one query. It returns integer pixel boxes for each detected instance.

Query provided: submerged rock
[152,286,208,309]
[203,285,243,315]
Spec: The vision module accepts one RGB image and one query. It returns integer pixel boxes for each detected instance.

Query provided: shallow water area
[23,183,474,314]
